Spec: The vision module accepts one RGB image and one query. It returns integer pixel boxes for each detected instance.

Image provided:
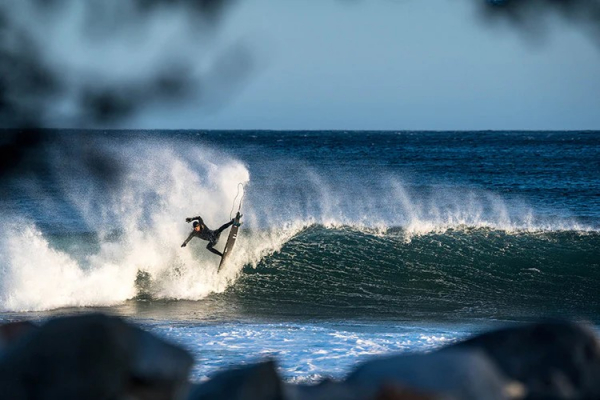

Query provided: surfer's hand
[181,243,186,247]
[185,218,192,223]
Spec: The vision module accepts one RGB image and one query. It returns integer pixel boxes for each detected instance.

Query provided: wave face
[0,130,598,316]
[225,226,600,321]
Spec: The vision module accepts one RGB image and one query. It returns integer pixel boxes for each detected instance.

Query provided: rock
[450,321,600,399]
[0,313,193,400]
[284,379,361,400]
[286,379,439,400]
[188,360,283,400]
[373,384,440,400]
[345,348,521,400]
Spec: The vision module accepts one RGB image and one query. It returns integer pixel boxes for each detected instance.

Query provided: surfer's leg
[206,242,223,257]
[216,220,234,234]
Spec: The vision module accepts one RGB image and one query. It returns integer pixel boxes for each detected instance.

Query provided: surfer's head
[193,221,202,231]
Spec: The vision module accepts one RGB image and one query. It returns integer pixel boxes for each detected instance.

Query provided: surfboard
[218,212,242,271]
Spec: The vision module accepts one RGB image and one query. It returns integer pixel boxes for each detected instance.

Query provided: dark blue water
[185,130,600,225]
[1,130,598,381]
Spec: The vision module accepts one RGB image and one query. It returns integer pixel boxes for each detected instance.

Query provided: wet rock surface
[188,360,283,400]
[345,349,518,400]
[450,322,600,399]
[0,314,193,400]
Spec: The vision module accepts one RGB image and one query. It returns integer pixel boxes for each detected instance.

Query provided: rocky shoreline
[1,314,598,399]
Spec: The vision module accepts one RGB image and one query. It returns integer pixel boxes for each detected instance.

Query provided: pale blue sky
[124,0,600,130]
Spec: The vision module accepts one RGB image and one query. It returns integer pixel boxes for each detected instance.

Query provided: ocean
[1,130,599,383]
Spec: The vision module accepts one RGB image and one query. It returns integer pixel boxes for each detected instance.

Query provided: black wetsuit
[181,216,234,257]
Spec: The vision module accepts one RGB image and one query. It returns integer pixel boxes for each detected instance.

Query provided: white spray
[0,138,301,312]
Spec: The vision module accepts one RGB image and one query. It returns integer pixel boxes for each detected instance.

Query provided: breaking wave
[0,132,596,312]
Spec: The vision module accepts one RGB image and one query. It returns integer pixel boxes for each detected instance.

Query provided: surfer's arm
[181,232,195,247]
[185,216,204,225]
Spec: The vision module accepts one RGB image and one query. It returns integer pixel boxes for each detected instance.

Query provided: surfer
[180,215,240,257]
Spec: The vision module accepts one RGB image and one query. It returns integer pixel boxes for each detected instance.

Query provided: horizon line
[2,128,600,133]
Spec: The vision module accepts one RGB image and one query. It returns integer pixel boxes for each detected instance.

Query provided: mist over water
[0,131,598,315]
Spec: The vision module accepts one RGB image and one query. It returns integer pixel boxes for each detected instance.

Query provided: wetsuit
[181,216,234,257]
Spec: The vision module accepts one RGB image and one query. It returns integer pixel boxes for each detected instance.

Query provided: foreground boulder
[188,360,283,400]
[345,349,522,400]
[450,321,600,399]
[0,313,193,400]
[286,378,441,400]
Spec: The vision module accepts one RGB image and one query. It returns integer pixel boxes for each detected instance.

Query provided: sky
[19,0,600,131]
